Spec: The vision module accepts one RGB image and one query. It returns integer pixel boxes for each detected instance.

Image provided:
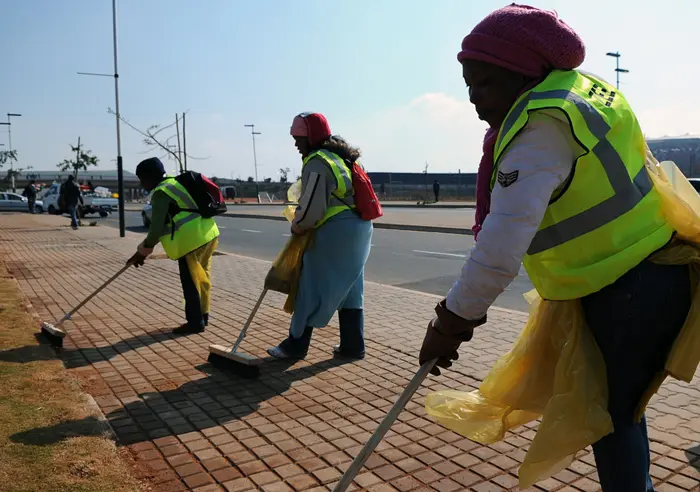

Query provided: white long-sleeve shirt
[446,110,584,320]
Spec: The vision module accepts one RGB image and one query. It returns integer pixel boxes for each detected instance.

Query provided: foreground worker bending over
[419,4,691,491]
[127,157,220,335]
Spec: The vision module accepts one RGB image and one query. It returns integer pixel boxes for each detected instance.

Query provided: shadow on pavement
[0,331,196,370]
[10,357,353,447]
[685,445,700,472]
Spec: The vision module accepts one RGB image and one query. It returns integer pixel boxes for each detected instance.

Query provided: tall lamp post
[244,124,261,201]
[77,0,124,237]
[0,113,22,192]
[606,51,629,90]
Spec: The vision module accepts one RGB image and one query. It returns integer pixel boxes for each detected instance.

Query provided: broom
[39,264,131,347]
[332,360,437,492]
[207,288,267,378]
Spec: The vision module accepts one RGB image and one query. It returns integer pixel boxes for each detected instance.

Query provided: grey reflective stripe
[160,182,198,210]
[315,150,353,197]
[497,88,654,255]
[172,212,199,231]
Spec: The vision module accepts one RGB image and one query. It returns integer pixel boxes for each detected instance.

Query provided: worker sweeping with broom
[127,157,220,335]
[266,112,375,360]
[418,4,700,490]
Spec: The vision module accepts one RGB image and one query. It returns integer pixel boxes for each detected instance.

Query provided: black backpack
[172,171,227,218]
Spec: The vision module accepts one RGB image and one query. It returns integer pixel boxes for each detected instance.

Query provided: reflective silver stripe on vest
[315,150,353,198]
[172,212,199,231]
[498,89,654,255]
[161,182,199,210]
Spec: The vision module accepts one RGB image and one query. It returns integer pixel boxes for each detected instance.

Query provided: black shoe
[203,313,209,327]
[173,323,205,335]
[332,345,365,360]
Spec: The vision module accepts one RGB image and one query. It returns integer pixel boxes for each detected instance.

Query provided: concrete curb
[222,212,473,236]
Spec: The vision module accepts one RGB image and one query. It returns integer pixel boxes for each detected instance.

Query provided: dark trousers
[280,309,364,357]
[582,259,691,491]
[178,256,207,328]
[27,198,35,213]
[66,204,79,228]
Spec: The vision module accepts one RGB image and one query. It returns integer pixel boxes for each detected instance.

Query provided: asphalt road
[96,210,533,312]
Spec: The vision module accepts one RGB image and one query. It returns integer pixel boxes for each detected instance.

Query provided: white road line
[241,229,262,233]
[412,249,466,258]
[282,233,291,237]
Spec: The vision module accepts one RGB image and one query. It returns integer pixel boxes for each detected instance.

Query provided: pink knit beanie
[457,3,586,78]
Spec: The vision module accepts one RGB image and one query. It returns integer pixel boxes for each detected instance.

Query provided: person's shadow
[685,445,700,473]
[10,356,352,447]
[0,330,191,370]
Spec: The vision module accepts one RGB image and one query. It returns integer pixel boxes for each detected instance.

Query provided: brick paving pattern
[1,213,700,491]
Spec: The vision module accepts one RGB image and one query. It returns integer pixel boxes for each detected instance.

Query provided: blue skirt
[289,210,373,338]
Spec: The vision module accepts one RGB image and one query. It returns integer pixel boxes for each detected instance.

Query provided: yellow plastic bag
[264,179,313,313]
[426,151,700,488]
[180,238,219,314]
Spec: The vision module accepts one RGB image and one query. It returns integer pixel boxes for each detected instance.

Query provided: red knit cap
[290,112,332,148]
[457,4,586,78]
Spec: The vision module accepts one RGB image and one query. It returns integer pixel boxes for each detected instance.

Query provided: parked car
[41,183,118,217]
[0,192,44,213]
[142,202,152,227]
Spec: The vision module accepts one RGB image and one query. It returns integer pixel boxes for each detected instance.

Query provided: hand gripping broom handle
[230,288,268,353]
[332,359,437,492]
[55,264,131,327]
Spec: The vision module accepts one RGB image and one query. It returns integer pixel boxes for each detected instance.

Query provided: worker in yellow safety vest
[418,5,690,491]
[127,157,220,335]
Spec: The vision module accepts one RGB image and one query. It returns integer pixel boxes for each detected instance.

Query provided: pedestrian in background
[267,112,372,360]
[59,175,83,229]
[433,179,440,202]
[22,179,36,214]
[419,4,691,490]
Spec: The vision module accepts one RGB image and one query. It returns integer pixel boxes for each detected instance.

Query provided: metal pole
[182,112,188,171]
[245,124,261,201]
[175,113,182,173]
[615,56,620,90]
[112,0,125,237]
[252,131,259,197]
[7,117,13,192]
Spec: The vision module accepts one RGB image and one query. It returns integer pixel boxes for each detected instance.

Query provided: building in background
[647,135,700,178]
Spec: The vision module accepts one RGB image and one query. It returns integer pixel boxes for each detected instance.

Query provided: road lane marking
[241,229,262,233]
[282,233,291,237]
[412,249,466,258]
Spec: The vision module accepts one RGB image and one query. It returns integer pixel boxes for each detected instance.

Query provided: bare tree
[107,108,207,173]
[0,149,18,168]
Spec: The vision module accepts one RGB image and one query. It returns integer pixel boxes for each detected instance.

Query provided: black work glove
[419,299,487,376]
[126,251,146,268]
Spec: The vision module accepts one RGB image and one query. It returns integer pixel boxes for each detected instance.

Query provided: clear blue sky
[0,0,696,180]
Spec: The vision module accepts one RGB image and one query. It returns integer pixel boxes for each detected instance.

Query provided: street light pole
[112,0,125,238]
[606,51,629,90]
[244,124,262,201]
[77,0,124,237]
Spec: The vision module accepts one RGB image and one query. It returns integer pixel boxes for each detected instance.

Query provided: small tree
[264,177,272,183]
[279,167,291,183]
[0,149,18,168]
[1,150,27,192]
[247,176,254,183]
[57,140,98,179]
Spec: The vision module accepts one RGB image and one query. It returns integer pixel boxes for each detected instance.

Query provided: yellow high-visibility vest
[155,177,220,260]
[492,70,673,300]
[302,149,355,226]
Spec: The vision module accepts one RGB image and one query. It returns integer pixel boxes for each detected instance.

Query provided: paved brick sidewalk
[1,213,700,491]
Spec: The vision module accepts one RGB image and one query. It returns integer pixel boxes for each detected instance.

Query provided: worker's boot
[268,326,313,359]
[173,320,205,335]
[333,309,365,359]
[203,313,209,327]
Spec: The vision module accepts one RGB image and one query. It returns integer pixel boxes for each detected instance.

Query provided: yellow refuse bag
[426,150,700,488]
[263,179,314,313]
